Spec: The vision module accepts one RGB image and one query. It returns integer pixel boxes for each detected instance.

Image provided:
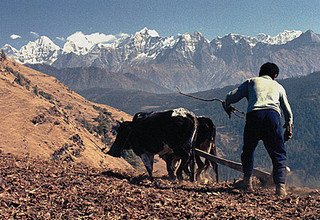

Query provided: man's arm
[279,87,293,127]
[279,87,293,141]
[223,80,248,118]
[225,80,248,106]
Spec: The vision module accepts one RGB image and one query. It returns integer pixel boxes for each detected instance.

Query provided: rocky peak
[134,27,160,38]
[18,36,61,64]
[2,44,18,56]
[256,30,302,45]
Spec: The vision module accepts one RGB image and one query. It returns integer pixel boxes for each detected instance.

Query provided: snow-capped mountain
[212,34,258,49]
[2,44,19,57]
[3,36,61,65]
[19,36,61,64]
[2,28,320,92]
[212,30,303,49]
[256,30,302,45]
[62,32,129,55]
[118,27,162,61]
[2,28,305,66]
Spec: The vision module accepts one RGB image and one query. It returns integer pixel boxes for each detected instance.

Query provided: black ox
[108,108,198,181]
[162,116,219,182]
[194,116,218,182]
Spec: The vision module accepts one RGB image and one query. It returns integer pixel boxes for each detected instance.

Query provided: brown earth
[0,58,132,171]
[0,152,319,219]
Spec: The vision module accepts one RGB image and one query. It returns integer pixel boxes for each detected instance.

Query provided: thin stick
[176,87,224,102]
[176,87,246,118]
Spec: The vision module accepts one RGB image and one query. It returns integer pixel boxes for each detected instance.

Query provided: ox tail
[209,124,219,182]
[189,111,198,182]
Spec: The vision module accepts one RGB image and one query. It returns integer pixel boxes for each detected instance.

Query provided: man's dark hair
[259,62,279,79]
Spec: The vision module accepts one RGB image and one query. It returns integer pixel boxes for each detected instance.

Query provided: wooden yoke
[195,149,272,182]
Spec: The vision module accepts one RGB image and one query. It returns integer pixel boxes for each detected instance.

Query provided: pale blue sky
[1,0,320,48]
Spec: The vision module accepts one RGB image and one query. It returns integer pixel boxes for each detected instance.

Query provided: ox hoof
[177,176,184,182]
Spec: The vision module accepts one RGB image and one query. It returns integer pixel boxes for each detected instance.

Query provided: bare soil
[0,152,319,219]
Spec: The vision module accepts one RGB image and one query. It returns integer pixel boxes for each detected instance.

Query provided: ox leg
[176,150,189,181]
[140,153,155,179]
[207,160,219,183]
[210,146,219,183]
[189,148,196,182]
[177,149,194,182]
[177,157,187,181]
[215,163,219,182]
[163,154,178,181]
[195,155,205,181]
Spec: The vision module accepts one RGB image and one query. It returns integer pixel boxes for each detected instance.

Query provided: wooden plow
[195,149,272,183]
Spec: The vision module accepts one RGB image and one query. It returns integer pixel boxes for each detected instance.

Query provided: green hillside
[80,72,320,187]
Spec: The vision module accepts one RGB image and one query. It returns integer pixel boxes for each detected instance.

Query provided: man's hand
[222,102,235,118]
[284,124,293,142]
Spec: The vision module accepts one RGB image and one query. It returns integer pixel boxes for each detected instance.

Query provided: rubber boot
[276,183,287,196]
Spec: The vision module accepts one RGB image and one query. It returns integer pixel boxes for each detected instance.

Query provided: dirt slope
[0,152,319,219]
[0,58,132,171]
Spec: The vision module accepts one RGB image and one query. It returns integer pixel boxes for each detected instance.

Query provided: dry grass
[0,59,132,172]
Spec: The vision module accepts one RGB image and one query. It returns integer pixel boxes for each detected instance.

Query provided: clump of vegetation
[93,105,112,116]
[32,85,55,102]
[52,134,85,162]
[31,114,46,125]
[64,104,73,110]
[0,49,6,61]
[69,134,84,146]
[76,117,94,133]
[33,85,39,96]
[52,143,74,163]
[93,111,113,145]
[93,112,111,135]
[122,150,143,169]
[4,66,13,73]
[48,106,63,116]
[77,106,114,146]
[12,70,31,90]
[38,90,54,101]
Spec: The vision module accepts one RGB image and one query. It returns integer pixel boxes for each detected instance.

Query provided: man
[223,62,293,196]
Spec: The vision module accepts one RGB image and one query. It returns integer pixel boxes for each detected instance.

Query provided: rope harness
[176,87,246,119]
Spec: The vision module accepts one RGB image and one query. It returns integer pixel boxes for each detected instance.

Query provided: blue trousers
[242,109,286,184]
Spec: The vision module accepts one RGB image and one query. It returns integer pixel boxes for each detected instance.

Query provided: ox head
[107,121,133,157]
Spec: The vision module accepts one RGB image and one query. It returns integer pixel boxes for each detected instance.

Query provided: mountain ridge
[3,29,320,93]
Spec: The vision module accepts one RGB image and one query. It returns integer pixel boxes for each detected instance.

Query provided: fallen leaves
[0,152,319,219]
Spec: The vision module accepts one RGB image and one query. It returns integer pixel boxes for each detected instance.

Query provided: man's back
[225,75,293,126]
[247,75,284,114]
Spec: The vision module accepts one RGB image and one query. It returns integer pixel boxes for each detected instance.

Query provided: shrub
[64,104,73,110]
[93,105,112,116]
[33,86,39,96]
[13,71,31,89]
[76,117,94,133]
[31,114,46,125]
[0,49,6,61]
[39,90,54,100]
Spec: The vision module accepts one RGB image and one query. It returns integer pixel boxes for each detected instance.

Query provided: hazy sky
[1,0,320,48]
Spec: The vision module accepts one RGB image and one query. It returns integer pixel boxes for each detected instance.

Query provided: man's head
[259,62,279,79]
